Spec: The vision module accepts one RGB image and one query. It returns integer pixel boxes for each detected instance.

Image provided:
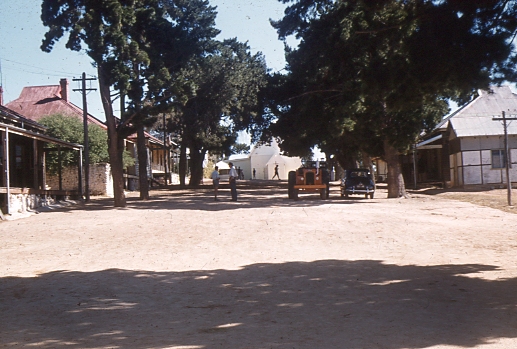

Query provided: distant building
[6,78,105,127]
[413,85,517,187]
[6,79,174,193]
[223,139,302,180]
[0,99,82,216]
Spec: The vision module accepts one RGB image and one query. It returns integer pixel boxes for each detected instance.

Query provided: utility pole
[73,73,97,202]
[162,113,169,185]
[492,111,517,206]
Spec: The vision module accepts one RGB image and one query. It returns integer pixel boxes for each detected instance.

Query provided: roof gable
[449,86,517,137]
[0,104,46,132]
[5,82,106,129]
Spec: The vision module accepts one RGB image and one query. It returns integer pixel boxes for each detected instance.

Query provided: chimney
[0,86,3,106]
[60,78,69,102]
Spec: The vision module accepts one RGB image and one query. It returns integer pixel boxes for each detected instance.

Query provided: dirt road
[1,182,517,348]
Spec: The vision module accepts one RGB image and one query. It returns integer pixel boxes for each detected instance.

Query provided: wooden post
[73,73,96,202]
[78,146,83,199]
[4,127,10,214]
[503,111,512,206]
[33,139,38,188]
[492,111,517,206]
[58,145,62,191]
[163,113,168,185]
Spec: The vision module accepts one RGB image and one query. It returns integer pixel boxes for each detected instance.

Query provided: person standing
[272,164,280,180]
[253,168,256,179]
[229,162,238,201]
[210,166,220,201]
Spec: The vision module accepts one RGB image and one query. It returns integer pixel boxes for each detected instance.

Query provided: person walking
[229,162,238,201]
[272,164,280,180]
[210,166,221,201]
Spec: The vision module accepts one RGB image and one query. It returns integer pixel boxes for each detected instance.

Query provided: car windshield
[349,171,368,178]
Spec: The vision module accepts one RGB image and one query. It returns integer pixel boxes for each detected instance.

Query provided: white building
[222,140,302,180]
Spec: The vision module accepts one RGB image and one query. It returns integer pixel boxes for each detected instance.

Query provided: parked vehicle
[341,168,375,199]
[288,161,330,200]
[218,169,230,182]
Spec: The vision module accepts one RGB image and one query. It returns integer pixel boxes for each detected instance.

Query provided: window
[492,149,509,169]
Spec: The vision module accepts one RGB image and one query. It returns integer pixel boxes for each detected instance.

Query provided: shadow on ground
[2,260,516,348]
[408,184,504,196]
[41,181,376,213]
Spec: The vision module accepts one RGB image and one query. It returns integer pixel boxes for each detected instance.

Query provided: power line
[0,57,97,78]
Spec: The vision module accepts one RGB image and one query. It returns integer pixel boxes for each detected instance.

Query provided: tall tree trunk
[188,148,205,187]
[361,152,376,186]
[384,139,406,198]
[98,66,126,207]
[137,124,149,200]
[179,141,187,187]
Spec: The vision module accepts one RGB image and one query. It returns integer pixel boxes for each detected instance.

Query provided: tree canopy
[166,39,268,186]
[41,0,219,205]
[39,114,109,174]
[268,0,517,197]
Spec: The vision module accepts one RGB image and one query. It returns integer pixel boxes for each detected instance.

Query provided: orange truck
[288,161,330,200]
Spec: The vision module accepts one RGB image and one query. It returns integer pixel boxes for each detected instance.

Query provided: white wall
[231,158,252,179]
[214,140,303,180]
[250,155,272,179]
[450,137,517,186]
[265,154,302,180]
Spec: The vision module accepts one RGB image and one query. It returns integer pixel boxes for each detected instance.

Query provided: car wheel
[369,193,374,199]
[320,187,327,200]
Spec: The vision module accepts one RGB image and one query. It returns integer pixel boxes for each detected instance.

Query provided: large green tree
[39,114,134,175]
[122,0,219,198]
[39,114,110,174]
[167,39,268,186]
[269,0,517,197]
[41,0,218,205]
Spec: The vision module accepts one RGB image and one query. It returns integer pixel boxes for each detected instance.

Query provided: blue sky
[0,0,290,120]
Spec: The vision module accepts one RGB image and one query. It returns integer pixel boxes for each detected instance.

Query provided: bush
[39,114,110,174]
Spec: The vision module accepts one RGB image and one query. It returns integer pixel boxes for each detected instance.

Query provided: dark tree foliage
[41,0,218,204]
[268,0,517,197]
[232,143,251,155]
[167,39,268,186]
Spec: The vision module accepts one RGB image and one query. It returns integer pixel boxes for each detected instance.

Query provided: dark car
[341,168,375,199]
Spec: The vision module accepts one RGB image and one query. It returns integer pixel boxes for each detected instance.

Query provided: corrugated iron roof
[451,116,517,137]
[127,131,164,146]
[0,104,46,132]
[450,86,517,137]
[0,121,83,150]
[5,83,106,129]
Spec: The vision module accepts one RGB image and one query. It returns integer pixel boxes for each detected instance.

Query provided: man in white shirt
[210,166,220,201]
[228,162,238,201]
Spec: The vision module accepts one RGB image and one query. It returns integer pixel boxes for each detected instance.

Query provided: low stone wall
[46,163,113,197]
[5,193,79,218]
[8,193,52,214]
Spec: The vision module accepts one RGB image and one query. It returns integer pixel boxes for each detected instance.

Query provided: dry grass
[409,184,517,214]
